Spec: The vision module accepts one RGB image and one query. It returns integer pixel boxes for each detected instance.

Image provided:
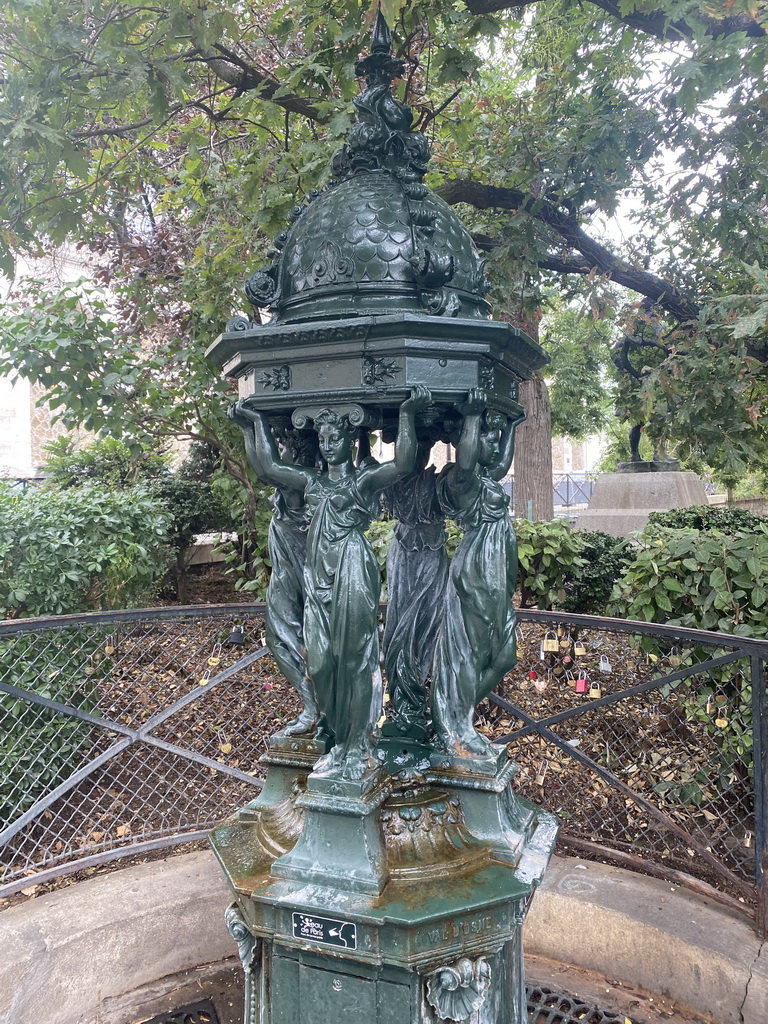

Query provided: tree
[1,0,767,503]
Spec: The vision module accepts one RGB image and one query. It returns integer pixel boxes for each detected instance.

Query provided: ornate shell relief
[242,11,490,324]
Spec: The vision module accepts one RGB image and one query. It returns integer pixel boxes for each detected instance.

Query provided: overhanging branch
[198,45,326,122]
[463,0,766,43]
[439,178,700,322]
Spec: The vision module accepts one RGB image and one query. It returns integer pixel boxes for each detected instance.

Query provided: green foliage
[540,305,616,440]
[609,525,768,639]
[0,482,171,618]
[42,435,169,488]
[561,530,633,615]
[514,518,586,609]
[0,0,767,492]
[647,505,768,533]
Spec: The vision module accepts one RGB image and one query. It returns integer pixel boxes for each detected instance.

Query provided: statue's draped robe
[432,472,518,750]
[265,490,309,703]
[303,472,381,758]
[382,467,448,731]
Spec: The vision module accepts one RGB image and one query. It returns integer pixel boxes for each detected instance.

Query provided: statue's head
[478,410,505,468]
[314,408,356,466]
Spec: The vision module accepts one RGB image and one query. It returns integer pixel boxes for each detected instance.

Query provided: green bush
[514,518,586,609]
[609,524,768,637]
[561,530,633,615]
[43,435,169,488]
[647,504,768,533]
[0,483,171,618]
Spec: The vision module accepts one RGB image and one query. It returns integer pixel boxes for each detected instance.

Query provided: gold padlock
[589,681,602,699]
[744,831,753,849]
[715,712,728,728]
[104,644,115,655]
[574,641,587,656]
[535,760,548,785]
[542,631,559,653]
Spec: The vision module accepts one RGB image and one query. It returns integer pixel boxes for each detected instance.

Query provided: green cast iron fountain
[207,13,558,1024]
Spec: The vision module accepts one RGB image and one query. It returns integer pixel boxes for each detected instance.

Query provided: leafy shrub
[514,518,586,608]
[43,435,169,488]
[647,504,768,533]
[609,524,768,637]
[0,483,171,618]
[561,530,633,614]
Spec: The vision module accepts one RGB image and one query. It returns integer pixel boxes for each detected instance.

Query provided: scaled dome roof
[243,14,491,324]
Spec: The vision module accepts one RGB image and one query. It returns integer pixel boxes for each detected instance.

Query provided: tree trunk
[498,309,554,521]
[514,369,554,520]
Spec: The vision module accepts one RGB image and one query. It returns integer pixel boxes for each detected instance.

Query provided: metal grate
[139,999,219,1024]
[527,983,633,1024]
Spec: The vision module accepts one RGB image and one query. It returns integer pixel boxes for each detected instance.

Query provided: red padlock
[529,669,537,680]
[575,673,589,694]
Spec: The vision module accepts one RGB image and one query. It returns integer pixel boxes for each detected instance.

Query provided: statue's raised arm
[229,401,316,493]
[357,386,432,497]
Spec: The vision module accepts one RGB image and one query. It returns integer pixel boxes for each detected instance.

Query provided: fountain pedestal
[210,739,557,1024]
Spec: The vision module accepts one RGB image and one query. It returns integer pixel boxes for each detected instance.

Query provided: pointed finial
[371,6,392,54]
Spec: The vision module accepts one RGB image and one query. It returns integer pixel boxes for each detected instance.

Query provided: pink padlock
[575,674,589,694]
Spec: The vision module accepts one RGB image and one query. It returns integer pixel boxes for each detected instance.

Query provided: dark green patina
[207,13,557,1024]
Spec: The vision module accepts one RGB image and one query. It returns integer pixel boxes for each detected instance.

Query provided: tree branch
[463,0,766,43]
[197,45,326,122]
[437,178,700,321]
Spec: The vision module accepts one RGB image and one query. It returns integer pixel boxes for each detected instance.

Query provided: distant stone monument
[576,456,709,537]
[206,14,558,1024]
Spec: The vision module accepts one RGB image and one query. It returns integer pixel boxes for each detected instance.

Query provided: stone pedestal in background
[575,468,709,537]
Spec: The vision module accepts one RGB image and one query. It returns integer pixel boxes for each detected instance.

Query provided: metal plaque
[291,912,357,950]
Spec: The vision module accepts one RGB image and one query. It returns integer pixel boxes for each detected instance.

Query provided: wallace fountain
[207,14,558,1024]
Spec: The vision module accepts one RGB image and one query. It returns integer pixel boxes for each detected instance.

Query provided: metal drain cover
[139,1000,219,1024]
[527,983,632,1024]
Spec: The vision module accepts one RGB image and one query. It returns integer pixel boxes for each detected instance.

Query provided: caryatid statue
[381,440,448,739]
[431,388,525,758]
[231,387,432,780]
[230,407,322,736]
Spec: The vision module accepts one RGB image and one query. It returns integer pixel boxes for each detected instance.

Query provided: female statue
[381,440,448,739]
[229,412,321,736]
[232,387,431,780]
[431,388,525,758]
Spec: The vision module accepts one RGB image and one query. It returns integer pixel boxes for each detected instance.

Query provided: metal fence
[552,474,593,509]
[1,604,766,938]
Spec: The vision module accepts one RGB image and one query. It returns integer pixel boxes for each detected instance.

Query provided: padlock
[563,654,572,666]
[668,647,681,667]
[646,652,659,664]
[574,641,587,656]
[199,676,211,686]
[599,655,612,674]
[575,674,589,694]
[744,831,753,849]
[529,670,537,680]
[535,760,548,786]
[559,638,571,651]
[534,675,549,694]
[542,631,559,653]
[589,681,602,699]
[104,641,115,655]
[706,695,715,715]
[715,710,728,728]
[539,641,546,661]
[553,665,564,677]
[565,670,576,688]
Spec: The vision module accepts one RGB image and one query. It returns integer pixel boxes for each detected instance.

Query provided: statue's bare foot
[456,730,496,759]
[277,706,321,737]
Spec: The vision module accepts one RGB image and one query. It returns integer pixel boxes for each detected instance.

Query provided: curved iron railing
[1,603,766,937]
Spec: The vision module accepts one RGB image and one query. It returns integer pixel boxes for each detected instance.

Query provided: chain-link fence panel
[477,611,768,929]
